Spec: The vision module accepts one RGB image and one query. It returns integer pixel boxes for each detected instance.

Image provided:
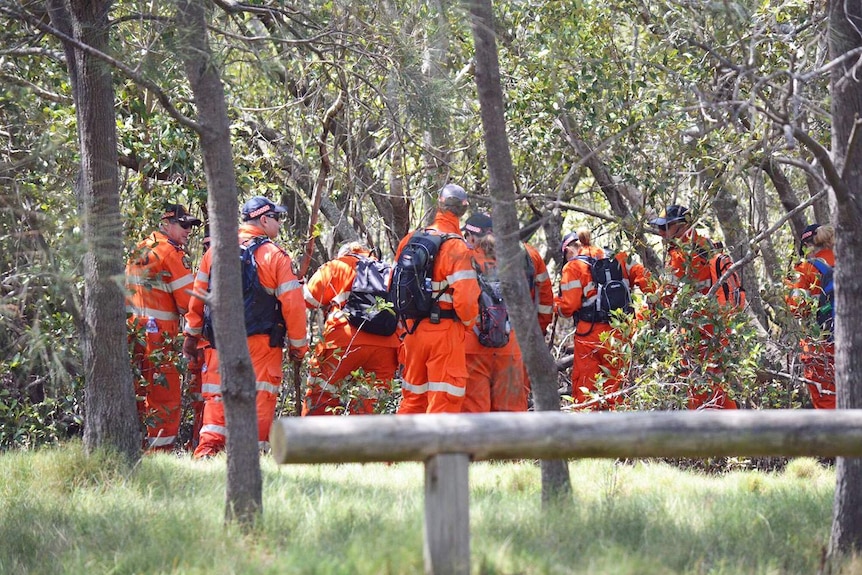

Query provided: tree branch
[1,3,201,133]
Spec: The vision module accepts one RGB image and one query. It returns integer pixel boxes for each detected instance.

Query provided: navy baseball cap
[462,213,493,235]
[649,205,689,227]
[799,223,821,254]
[560,231,579,254]
[162,203,202,226]
[241,196,287,221]
[800,223,821,245]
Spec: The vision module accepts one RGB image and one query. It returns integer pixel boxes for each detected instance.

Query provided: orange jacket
[663,229,714,298]
[185,225,308,356]
[394,211,480,328]
[786,247,835,318]
[525,243,554,333]
[126,230,194,323]
[555,251,649,319]
[303,249,399,349]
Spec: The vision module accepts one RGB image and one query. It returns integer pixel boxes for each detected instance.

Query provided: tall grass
[0,443,851,574]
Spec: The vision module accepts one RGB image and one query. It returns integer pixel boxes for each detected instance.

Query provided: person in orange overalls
[184,228,210,451]
[183,196,308,457]
[650,204,739,410]
[555,229,650,409]
[785,223,835,409]
[302,241,399,415]
[126,203,202,452]
[460,213,537,412]
[395,184,481,414]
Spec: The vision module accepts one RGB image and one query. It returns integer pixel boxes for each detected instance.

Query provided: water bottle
[145,317,158,334]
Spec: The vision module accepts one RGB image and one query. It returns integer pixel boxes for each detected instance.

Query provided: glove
[288,345,308,363]
[182,334,201,363]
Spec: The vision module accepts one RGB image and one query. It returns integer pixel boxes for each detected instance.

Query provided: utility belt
[429,307,460,324]
[576,307,610,324]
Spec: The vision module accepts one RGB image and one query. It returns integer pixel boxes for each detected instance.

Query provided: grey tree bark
[827,0,862,558]
[175,0,262,526]
[421,0,454,224]
[465,0,572,505]
[48,0,140,464]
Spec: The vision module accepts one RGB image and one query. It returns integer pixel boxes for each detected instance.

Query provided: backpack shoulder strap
[808,257,832,275]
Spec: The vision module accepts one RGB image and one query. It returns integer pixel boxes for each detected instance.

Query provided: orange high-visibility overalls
[786,247,836,409]
[462,246,528,413]
[556,251,649,409]
[302,248,399,415]
[664,230,738,410]
[395,211,480,414]
[184,225,308,457]
[126,230,194,451]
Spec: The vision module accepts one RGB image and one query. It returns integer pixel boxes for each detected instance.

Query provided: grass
[0,442,853,574]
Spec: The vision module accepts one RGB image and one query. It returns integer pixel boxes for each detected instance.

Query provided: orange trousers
[185,355,205,451]
[571,321,624,410]
[130,317,182,451]
[302,341,398,416]
[679,325,738,410]
[194,334,283,458]
[397,320,468,414]
[801,339,835,409]
[463,349,527,412]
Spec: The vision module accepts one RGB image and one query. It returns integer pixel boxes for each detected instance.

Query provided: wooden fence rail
[270,410,862,575]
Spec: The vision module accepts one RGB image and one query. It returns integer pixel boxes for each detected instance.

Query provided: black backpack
[389,230,460,334]
[343,255,398,336]
[201,237,285,349]
[574,255,633,328]
[808,258,835,337]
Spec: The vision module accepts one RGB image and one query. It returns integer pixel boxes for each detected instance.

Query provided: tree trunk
[465,0,572,505]
[828,0,862,558]
[48,0,140,464]
[175,0,262,527]
[422,0,453,224]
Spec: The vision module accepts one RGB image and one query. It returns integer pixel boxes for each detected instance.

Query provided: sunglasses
[266,212,282,222]
[171,220,194,230]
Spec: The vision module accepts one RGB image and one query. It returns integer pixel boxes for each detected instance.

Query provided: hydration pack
[808,257,834,337]
[709,251,746,309]
[201,237,285,349]
[575,255,633,326]
[473,250,537,348]
[343,255,398,336]
[389,230,460,334]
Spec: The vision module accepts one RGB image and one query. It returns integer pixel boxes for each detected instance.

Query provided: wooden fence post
[424,453,470,575]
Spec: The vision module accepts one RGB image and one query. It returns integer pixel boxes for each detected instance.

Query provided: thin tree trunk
[422,0,453,224]
[175,0,262,527]
[465,0,572,505]
[828,0,862,558]
[48,0,140,464]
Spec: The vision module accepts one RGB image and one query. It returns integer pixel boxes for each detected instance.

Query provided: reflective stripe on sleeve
[275,280,302,297]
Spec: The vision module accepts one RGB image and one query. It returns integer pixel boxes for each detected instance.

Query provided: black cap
[462,213,493,235]
[800,223,821,245]
[162,203,202,226]
[649,205,689,227]
[799,223,821,254]
[560,231,579,254]
[241,196,287,221]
